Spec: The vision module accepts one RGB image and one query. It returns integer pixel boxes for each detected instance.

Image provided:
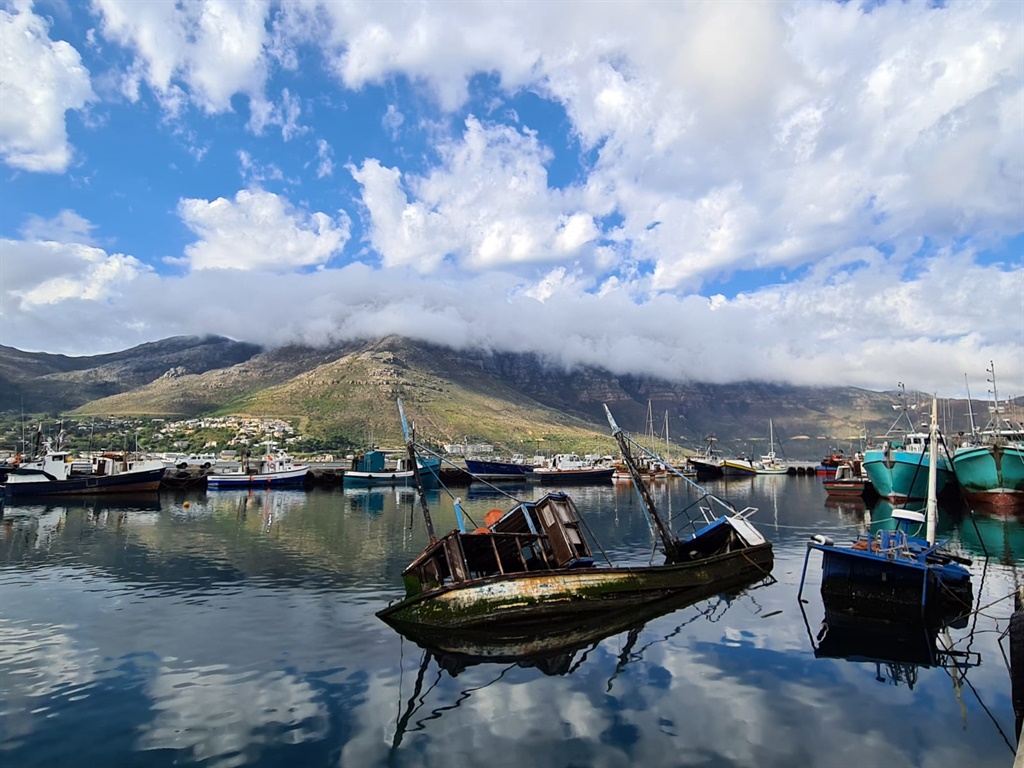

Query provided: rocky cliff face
[0,335,263,413]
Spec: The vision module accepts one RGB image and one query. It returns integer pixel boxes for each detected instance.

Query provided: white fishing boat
[2,429,166,499]
[206,447,309,488]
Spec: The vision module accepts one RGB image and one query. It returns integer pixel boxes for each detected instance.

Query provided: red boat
[815,451,845,477]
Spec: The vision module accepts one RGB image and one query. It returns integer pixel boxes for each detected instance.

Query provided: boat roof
[890,508,926,524]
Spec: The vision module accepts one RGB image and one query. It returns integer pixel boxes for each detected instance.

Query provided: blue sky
[1,0,1022,398]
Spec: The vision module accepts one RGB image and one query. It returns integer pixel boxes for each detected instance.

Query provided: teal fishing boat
[862,384,956,502]
[344,448,440,488]
[952,362,1024,511]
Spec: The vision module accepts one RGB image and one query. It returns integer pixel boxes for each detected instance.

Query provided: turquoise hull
[952,443,1024,508]
[862,449,955,501]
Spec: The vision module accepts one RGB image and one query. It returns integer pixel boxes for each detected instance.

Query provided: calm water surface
[1,475,1021,767]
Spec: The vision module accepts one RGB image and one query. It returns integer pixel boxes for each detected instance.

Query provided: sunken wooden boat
[376,401,773,633]
[383,567,768,662]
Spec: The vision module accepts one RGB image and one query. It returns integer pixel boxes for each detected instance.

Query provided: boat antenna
[397,399,436,543]
[926,397,938,546]
[604,404,679,559]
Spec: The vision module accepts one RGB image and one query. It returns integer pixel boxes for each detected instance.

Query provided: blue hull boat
[803,516,972,618]
[801,399,973,620]
[463,457,529,478]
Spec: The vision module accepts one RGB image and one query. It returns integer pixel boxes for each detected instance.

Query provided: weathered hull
[952,443,1024,509]
[385,570,768,663]
[206,467,309,488]
[377,543,773,630]
[862,449,955,501]
[823,480,872,499]
[811,542,972,620]
[2,467,166,498]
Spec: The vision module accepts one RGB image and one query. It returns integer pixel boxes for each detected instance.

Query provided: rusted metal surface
[386,570,768,662]
[378,542,773,629]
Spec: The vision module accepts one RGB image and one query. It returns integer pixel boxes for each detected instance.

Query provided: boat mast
[664,410,670,460]
[926,398,938,546]
[987,360,1002,432]
[604,404,679,559]
[964,373,978,439]
[397,399,436,543]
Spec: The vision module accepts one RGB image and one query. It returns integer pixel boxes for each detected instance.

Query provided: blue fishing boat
[862,384,956,502]
[463,454,533,479]
[800,399,973,620]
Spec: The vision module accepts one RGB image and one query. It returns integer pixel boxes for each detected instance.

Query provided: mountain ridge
[0,335,989,459]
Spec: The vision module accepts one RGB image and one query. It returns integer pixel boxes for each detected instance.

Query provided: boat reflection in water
[342,484,419,516]
[390,575,772,749]
[803,602,979,691]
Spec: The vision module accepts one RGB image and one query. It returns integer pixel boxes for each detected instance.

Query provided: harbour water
[1,474,1021,767]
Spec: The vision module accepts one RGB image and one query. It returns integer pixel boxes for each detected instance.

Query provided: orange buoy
[484,509,503,527]
[183,501,191,509]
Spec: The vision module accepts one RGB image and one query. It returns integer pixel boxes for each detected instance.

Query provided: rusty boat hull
[376,541,774,631]
[382,568,769,662]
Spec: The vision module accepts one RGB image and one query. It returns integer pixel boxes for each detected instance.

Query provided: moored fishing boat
[862,384,956,502]
[815,451,845,477]
[687,435,724,479]
[755,419,789,475]
[376,401,773,633]
[463,453,535,479]
[1,429,166,499]
[526,453,615,484]
[952,362,1024,511]
[800,400,973,621]
[720,455,758,477]
[343,448,440,488]
[206,447,310,488]
[822,454,876,500]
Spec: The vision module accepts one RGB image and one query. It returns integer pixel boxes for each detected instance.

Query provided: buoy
[183,501,191,509]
